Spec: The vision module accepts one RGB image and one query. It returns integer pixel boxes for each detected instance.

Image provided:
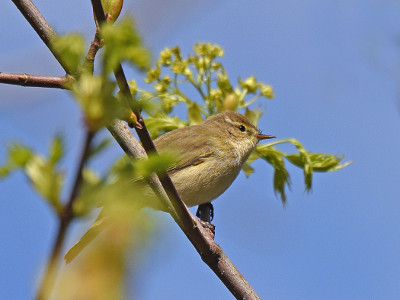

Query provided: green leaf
[49,133,64,164]
[1,143,33,178]
[64,217,106,264]
[267,139,314,191]
[110,155,136,177]
[292,142,313,190]
[258,83,274,98]
[187,102,203,125]
[71,73,119,131]
[51,34,86,74]
[221,93,238,111]
[159,96,180,115]
[0,166,10,178]
[257,147,290,204]
[258,139,351,196]
[134,153,177,179]
[101,17,151,74]
[159,47,173,66]
[242,162,255,177]
[8,143,33,168]
[239,76,258,94]
[144,68,161,84]
[216,71,233,93]
[73,164,148,218]
[242,151,259,176]
[65,181,154,264]
[193,43,224,58]
[286,153,351,172]
[144,115,187,139]
[244,108,263,127]
[171,60,189,75]
[280,139,343,190]
[25,156,63,211]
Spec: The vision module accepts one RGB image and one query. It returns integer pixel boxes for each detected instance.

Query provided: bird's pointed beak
[257,133,275,141]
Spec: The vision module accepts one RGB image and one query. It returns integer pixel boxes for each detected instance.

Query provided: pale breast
[170,156,242,207]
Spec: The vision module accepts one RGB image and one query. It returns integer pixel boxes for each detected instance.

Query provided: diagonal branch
[0,72,69,89]
[11,0,261,299]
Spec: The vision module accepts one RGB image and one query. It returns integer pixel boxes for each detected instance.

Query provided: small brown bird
[151,111,274,207]
[65,111,273,262]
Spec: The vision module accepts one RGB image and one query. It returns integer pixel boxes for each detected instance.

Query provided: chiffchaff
[64,111,273,262]
[149,111,274,208]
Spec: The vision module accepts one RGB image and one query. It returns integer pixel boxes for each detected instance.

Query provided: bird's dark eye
[238,125,246,132]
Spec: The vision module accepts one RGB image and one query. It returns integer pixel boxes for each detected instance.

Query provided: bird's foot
[196,203,215,237]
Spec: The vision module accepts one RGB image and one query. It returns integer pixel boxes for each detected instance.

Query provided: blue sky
[1,0,400,299]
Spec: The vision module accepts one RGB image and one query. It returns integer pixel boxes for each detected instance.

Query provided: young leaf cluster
[50,18,151,132]
[0,135,65,212]
[131,43,274,137]
[244,139,351,203]
[127,42,350,203]
[100,18,151,75]
[0,131,176,217]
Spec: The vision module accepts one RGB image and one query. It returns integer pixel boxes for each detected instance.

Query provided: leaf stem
[172,73,192,103]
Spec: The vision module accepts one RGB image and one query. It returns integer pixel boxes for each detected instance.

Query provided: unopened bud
[94,0,123,25]
[222,93,238,111]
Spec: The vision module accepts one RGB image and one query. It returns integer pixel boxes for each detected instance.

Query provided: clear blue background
[1,0,400,299]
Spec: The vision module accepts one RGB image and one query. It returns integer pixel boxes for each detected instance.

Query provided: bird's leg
[196,203,215,236]
[196,203,214,222]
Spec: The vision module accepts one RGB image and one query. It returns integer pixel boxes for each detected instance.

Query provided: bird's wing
[153,126,214,175]
[167,152,213,175]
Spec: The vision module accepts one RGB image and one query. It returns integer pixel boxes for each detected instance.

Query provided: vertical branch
[36,130,94,300]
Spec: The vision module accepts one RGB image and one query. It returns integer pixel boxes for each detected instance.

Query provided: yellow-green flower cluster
[140,42,274,137]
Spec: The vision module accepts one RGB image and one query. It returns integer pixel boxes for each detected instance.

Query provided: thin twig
[82,31,102,74]
[36,130,94,300]
[0,72,69,88]
[64,130,95,217]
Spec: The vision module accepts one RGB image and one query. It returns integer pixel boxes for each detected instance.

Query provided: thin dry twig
[0,72,69,88]
[82,31,102,73]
